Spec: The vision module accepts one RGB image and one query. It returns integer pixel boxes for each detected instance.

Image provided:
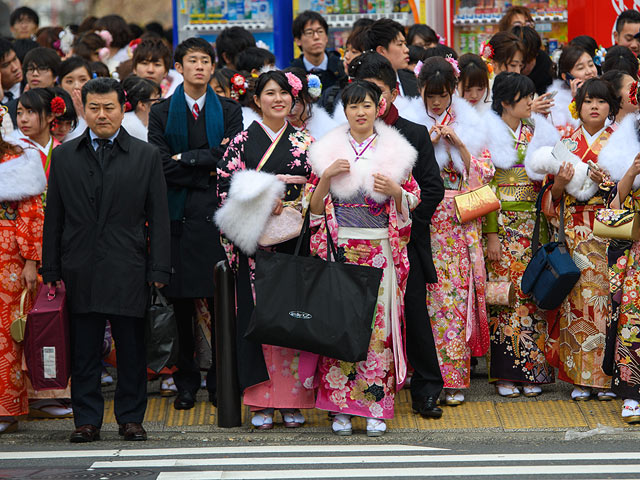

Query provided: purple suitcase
[25,283,70,390]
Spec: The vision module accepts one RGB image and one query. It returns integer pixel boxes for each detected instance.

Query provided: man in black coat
[41,77,171,443]
[148,37,243,411]
[353,53,445,418]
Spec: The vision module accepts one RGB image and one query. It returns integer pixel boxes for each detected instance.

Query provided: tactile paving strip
[496,400,588,430]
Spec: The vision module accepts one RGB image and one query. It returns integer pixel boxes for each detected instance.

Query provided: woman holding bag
[305,80,419,437]
[0,115,46,434]
[216,70,315,430]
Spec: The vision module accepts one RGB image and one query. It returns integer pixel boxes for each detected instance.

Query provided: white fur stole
[598,115,640,189]
[0,144,47,202]
[547,80,580,132]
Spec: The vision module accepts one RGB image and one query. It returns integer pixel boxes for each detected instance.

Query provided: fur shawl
[399,95,487,173]
[305,105,339,140]
[480,110,560,171]
[547,79,580,131]
[214,169,285,256]
[241,106,261,131]
[0,144,47,202]
[308,120,417,203]
[598,114,640,189]
[121,111,148,142]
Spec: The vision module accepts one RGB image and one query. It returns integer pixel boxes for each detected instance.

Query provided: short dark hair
[90,61,110,78]
[174,37,216,65]
[417,56,457,97]
[145,22,165,37]
[346,27,368,53]
[0,38,15,63]
[603,45,639,80]
[363,18,405,51]
[423,44,458,61]
[18,87,56,125]
[10,7,39,27]
[341,79,381,107]
[491,72,535,115]
[236,47,275,73]
[94,15,132,49]
[292,10,329,39]
[510,25,541,63]
[215,26,255,68]
[557,45,590,80]
[22,47,61,78]
[574,77,620,121]
[616,9,640,33]
[128,23,144,40]
[488,31,524,67]
[458,53,489,97]
[407,24,438,46]
[349,51,396,92]
[352,18,374,31]
[133,38,172,71]
[59,56,91,82]
[408,45,427,65]
[569,35,598,56]
[11,38,38,63]
[254,70,293,99]
[122,75,161,111]
[81,77,126,106]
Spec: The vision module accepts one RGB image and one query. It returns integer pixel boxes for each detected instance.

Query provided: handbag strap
[293,208,340,262]
[532,182,568,256]
[294,209,312,256]
[151,285,169,307]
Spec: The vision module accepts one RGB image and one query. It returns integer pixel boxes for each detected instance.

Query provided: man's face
[134,58,168,86]
[296,21,328,57]
[175,49,214,89]
[84,91,125,139]
[0,50,23,89]
[376,33,409,71]
[615,21,640,55]
[11,16,38,40]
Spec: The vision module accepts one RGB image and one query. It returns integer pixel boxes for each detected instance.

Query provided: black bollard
[214,260,242,427]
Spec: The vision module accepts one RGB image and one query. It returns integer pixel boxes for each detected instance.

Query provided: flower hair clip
[413,60,424,77]
[123,89,132,112]
[445,55,460,78]
[127,38,142,58]
[51,96,66,116]
[630,81,638,106]
[307,74,322,100]
[98,47,110,62]
[479,41,494,60]
[230,73,248,100]
[97,30,113,48]
[377,97,387,118]
[593,45,607,67]
[285,72,302,97]
[437,33,445,45]
[568,98,579,120]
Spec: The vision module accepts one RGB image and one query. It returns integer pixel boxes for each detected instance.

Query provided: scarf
[164,83,225,220]
[382,103,399,126]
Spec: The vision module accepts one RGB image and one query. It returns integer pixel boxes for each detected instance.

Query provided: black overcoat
[41,128,171,318]
[147,94,243,298]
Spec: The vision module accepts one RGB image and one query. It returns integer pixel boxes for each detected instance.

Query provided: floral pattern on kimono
[427,149,494,390]
[0,154,44,417]
[484,121,554,384]
[217,121,315,410]
[545,126,614,388]
[301,172,420,419]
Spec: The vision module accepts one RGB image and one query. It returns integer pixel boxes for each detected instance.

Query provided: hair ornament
[377,96,387,118]
[479,41,494,60]
[306,73,322,99]
[98,47,110,62]
[58,27,74,56]
[630,81,638,106]
[285,72,303,97]
[230,73,248,100]
[413,60,424,77]
[51,96,66,116]
[0,105,7,121]
[445,55,460,78]
[437,33,445,45]
[127,38,142,58]
[593,45,607,67]
[96,30,113,48]
[568,98,579,120]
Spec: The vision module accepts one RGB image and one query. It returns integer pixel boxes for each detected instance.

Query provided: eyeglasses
[302,28,326,38]
[26,66,52,74]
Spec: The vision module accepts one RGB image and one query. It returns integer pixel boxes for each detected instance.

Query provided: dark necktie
[4,90,14,101]
[96,138,111,168]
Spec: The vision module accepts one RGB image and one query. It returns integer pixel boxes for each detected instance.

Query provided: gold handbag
[594,209,640,241]
[10,289,29,343]
[454,184,501,223]
[486,281,516,306]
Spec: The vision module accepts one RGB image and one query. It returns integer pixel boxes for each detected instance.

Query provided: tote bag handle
[293,209,340,262]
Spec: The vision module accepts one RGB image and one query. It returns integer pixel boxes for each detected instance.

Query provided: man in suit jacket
[41,77,171,443]
[362,19,419,98]
[290,10,346,90]
[148,37,243,411]
[352,53,445,418]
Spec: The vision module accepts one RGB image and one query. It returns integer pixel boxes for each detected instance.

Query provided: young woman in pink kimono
[305,80,419,437]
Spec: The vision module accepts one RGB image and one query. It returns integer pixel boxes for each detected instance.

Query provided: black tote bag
[245,212,384,363]
[146,286,179,373]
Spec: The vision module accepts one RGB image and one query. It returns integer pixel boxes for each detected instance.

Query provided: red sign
[568,0,639,47]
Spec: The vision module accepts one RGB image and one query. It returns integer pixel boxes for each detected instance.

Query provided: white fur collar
[308,120,417,203]
[481,110,518,169]
[524,113,561,180]
[305,105,339,140]
[399,95,487,173]
[547,79,580,131]
[121,111,148,142]
[599,114,640,189]
[242,106,261,131]
[0,145,47,202]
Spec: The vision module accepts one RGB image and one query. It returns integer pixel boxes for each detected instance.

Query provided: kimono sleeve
[15,195,44,262]
[216,131,248,207]
[468,149,495,189]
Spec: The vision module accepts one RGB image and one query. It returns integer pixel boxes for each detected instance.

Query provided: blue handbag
[521,183,581,310]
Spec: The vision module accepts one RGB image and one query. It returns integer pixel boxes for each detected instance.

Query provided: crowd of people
[2,3,640,442]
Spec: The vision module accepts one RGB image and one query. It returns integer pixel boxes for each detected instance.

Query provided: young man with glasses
[291,10,346,90]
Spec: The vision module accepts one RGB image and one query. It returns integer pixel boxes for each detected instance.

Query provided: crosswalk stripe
[89,451,640,469]
[0,445,444,461]
[154,464,640,479]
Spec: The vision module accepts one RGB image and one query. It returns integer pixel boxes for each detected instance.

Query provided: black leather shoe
[118,422,147,441]
[173,391,195,410]
[208,391,217,407]
[412,396,443,419]
[70,424,100,443]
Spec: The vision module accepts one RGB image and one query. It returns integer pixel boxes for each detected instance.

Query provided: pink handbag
[24,283,70,390]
